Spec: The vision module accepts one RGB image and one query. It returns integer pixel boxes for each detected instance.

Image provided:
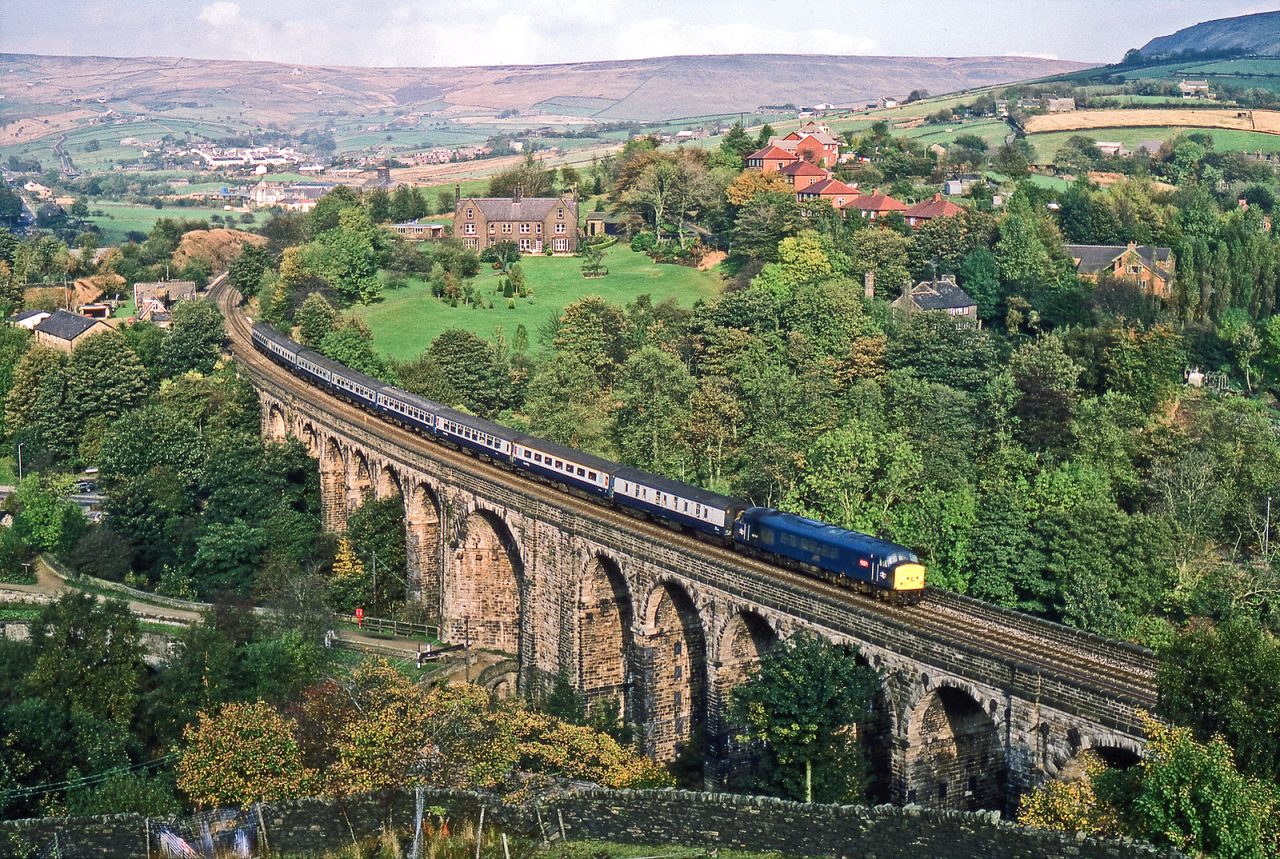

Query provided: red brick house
[455,189,579,254]
[904,193,965,228]
[778,160,830,189]
[797,177,861,209]
[745,144,799,173]
[843,189,908,220]
[776,130,841,167]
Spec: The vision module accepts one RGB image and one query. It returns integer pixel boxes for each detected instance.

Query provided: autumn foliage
[176,701,311,808]
[176,660,670,807]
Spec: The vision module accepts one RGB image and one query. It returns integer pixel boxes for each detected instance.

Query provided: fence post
[410,786,424,859]
[257,803,271,854]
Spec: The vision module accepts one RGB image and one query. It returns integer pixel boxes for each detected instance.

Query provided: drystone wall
[0,788,1184,859]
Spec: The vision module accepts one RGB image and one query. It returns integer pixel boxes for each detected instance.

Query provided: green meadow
[354,244,723,361]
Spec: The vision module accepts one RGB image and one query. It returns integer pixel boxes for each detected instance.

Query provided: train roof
[435,404,522,442]
[515,433,621,475]
[298,348,389,394]
[252,322,296,350]
[381,385,451,416]
[742,507,918,563]
[614,465,745,510]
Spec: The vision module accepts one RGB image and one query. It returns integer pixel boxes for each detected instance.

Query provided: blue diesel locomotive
[250,322,925,600]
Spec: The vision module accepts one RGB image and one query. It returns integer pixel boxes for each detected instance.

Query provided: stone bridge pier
[258,389,1145,812]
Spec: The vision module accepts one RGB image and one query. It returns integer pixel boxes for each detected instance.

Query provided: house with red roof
[843,189,908,220]
[776,122,842,167]
[772,133,841,168]
[904,193,966,228]
[778,159,830,189]
[797,177,861,210]
[745,144,800,173]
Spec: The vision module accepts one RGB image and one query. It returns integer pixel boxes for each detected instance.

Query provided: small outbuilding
[8,309,51,330]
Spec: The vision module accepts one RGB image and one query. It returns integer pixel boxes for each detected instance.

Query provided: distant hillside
[1140,10,1280,58]
[0,52,1088,139]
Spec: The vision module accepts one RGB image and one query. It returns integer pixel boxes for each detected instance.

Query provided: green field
[894,118,1011,149]
[1027,125,1280,163]
[1024,173,1073,191]
[1049,56,1280,94]
[355,244,723,360]
[87,200,247,245]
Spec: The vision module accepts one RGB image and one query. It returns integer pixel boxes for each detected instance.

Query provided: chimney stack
[513,184,522,203]
[863,270,875,299]
[455,183,461,204]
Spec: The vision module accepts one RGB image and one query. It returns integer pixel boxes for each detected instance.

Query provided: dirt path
[1,558,429,658]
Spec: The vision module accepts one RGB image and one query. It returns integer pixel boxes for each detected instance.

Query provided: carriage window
[588,471,597,481]
[576,467,585,476]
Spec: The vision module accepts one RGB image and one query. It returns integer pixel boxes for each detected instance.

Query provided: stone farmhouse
[33,310,112,353]
[891,274,979,321]
[1066,242,1176,297]
[454,189,579,254]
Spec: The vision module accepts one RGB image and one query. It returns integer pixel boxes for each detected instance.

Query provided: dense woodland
[5,113,1280,855]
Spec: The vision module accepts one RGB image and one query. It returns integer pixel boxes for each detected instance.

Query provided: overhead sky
[1,0,1277,68]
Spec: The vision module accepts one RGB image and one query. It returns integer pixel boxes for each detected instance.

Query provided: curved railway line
[212,279,1159,714]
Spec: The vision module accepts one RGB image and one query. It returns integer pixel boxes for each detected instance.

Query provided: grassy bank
[355,245,723,360]
[1028,125,1280,163]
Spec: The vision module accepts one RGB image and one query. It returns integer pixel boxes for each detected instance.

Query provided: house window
[535,223,541,233]
[519,238,532,251]
[1128,264,1141,274]
[554,238,568,251]
[466,209,473,219]
[502,223,512,233]
[520,223,530,233]
[463,223,475,234]
[557,209,564,219]
[555,223,566,234]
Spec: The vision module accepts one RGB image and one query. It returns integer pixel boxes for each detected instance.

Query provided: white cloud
[197,1,242,27]
[184,0,881,67]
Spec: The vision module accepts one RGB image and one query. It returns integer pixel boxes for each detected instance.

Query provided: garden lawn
[355,244,724,360]
[87,200,247,245]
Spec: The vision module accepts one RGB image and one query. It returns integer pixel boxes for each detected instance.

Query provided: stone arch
[346,449,374,512]
[375,463,402,501]
[319,437,347,531]
[266,403,289,443]
[297,422,320,458]
[578,553,634,720]
[716,609,777,694]
[1052,735,1142,782]
[904,683,1006,811]
[709,609,778,774]
[644,579,707,766]
[405,480,444,618]
[444,509,523,657]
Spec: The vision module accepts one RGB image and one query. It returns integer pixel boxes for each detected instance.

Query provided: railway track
[212,281,1159,713]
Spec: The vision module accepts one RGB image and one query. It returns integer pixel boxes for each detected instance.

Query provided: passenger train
[252,322,927,601]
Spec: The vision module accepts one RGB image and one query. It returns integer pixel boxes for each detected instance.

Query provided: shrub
[630,232,658,253]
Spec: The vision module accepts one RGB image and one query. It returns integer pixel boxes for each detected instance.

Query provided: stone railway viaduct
[232,299,1153,815]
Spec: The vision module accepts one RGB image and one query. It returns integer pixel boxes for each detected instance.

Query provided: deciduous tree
[728,635,879,804]
[177,700,310,807]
